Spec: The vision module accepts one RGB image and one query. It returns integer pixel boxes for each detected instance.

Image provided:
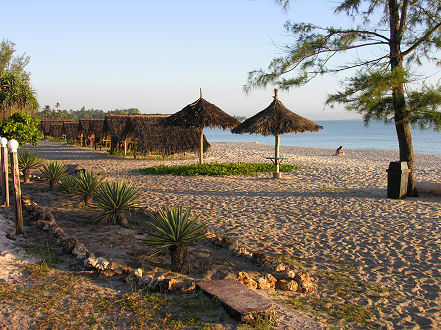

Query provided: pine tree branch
[398,0,409,40]
[402,22,441,57]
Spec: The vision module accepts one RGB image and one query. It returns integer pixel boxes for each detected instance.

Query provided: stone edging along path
[20,193,318,323]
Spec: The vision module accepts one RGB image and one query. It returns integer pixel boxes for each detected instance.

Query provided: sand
[20,141,441,328]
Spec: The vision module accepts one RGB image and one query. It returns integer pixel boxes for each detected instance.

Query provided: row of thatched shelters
[39,114,210,156]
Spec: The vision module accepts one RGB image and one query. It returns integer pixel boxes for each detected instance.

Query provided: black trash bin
[386,161,410,199]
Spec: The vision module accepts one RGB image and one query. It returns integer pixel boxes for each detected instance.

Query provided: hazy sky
[1,0,438,120]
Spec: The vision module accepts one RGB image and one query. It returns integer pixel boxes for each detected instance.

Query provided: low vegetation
[139,162,300,176]
[39,161,68,190]
[70,171,103,206]
[144,206,207,272]
[17,150,44,183]
[92,180,140,227]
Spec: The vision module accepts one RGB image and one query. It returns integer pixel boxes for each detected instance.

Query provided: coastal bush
[92,180,139,227]
[138,162,300,176]
[144,206,207,272]
[71,171,103,206]
[17,150,44,183]
[39,161,68,190]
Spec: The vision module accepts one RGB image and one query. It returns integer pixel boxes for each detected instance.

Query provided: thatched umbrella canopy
[232,89,323,178]
[162,89,239,164]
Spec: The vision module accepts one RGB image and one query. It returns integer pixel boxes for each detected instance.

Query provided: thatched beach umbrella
[232,89,323,178]
[163,89,239,164]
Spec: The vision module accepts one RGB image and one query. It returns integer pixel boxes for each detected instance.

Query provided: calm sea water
[204,120,441,156]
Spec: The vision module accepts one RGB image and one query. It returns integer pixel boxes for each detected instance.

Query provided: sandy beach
[21,140,441,328]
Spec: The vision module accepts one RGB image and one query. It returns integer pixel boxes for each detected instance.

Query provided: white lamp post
[0,137,9,207]
[7,139,23,234]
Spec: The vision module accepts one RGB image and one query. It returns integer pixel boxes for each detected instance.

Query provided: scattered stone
[237,272,258,290]
[265,274,277,289]
[158,278,177,291]
[62,237,78,254]
[286,270,296,279]
[148,275,165,290]
[72,243,88,260]
[256,276,272,290]
[275,263,286,272]
[294,272,316,293]
[132,268,143,278]
[6,233,16,240]
[84,256,98,270]
[21,194,31,206]
[276,279,298,292]
[174,280,196,293]
[95,257,111,271]
[138,275,153,288]
[253,252,272,265]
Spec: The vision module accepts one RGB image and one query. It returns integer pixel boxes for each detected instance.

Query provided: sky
[1,0,439,120]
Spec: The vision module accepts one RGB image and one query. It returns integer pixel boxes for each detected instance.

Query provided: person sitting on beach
[335,146,345,156]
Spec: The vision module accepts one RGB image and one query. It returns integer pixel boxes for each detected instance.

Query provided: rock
[276,279,298,292]
[53,227,65,239]
[265,274,277,289]
[286,270,296,279]
[84,256,98,270]
[74,165,106,178]
[256,276,272,290]
[236,272,258,290]
[6,233,16,240]
[138,275,153,288]
[253,252,272,265]
[148,275,165,291]
[294,272,316,293]
[95,257,111,271]
[21,194,31,206]
[62,237,78,254]
[275,263,286,272]
[131,268,143,278]
[158,278,177,291]
[72,243,88,260]
[174,280,196,293]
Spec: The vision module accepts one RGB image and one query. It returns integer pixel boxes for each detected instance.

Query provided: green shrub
[17,150,44,183]
[93,180,139,227]
[144,206,207,272]
[59,175,78,196]
[138,162,300,176]
[71,171,103,206]
[39,161,68,190]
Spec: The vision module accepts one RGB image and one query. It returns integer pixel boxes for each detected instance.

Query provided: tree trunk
[199,128,204,165]
[169,245,187,272]
[84,194,92,207]
[49,180,56,191]
[389,0,418,197]
[117,213,129,228]
[24,170,31,184]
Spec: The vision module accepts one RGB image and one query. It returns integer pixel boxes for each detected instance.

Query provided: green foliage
[39,161,68,190]
[139,162,300,176]
[144,206,207,271]
[70,171,103,206]
[0,112,43,146]
[17,150,44,183]
[34,106,140,121]
[0,39,38,117]
[59,175,78,196]
[92,180,140,227]
[144,206,207,254]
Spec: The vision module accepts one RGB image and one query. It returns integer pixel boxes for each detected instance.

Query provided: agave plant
[93,180,139,227]
[59,175,78,196]
[144,206,207,272]
[18,150,44,183]
[71,171,103,206]
[39,161,68,190]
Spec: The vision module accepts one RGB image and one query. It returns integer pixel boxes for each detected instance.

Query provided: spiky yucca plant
[145,206,207,272]
[93,180,139,227]
[18,150,44,183]
[59,175,78,196]
[39,161,68,190]
[71,171,102,206]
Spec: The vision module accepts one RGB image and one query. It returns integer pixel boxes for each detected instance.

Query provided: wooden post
[274,134,281,179]
[0,138,9,207]
[199,128,204,165]
[133,139,136,159]
[7,139,23,235]
[124,140,127,156]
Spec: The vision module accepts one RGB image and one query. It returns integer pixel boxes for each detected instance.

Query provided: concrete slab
[197,279,274,322]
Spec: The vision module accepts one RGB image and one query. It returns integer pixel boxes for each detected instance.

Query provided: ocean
[204,120,441,156]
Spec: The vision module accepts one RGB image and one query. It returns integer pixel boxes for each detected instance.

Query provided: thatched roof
[232,90,323,136]
[40,120,64,136]
[48,122,63,138]
[78,118,105,140]
[162,90,239,129]
[62,122,79,142]
[121,114,210,155]
[103,114,130,141]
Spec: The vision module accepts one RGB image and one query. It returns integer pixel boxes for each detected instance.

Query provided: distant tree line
[34,106,140,120]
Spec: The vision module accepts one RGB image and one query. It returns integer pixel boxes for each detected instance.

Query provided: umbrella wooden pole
[199,128,204,165]
[274,134,281,179]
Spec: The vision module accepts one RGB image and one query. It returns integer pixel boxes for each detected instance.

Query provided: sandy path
[24,141,441,328]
